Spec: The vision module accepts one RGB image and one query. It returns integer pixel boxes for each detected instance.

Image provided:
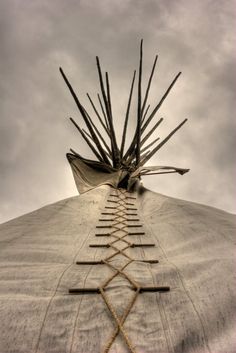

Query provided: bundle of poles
[60,40,187,171]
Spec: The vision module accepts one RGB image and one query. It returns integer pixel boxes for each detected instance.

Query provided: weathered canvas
[1,41,235,353]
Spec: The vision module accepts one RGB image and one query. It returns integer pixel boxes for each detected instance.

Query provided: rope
[102,288,140,353]
[100,288,137,353]
[97,188,141,352]
[69,187,168,351]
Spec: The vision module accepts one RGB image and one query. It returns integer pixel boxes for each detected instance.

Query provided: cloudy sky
[0,0,235,223]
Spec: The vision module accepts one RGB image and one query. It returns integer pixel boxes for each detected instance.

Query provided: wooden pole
[87,93,110,137]
[69,148,82,157]
[141,118,188,165]
[122,69,182,166]
[120,70,136,158]
[141,55,158,117]
[140,137,160,154]
[97,93,110,133]
[96,57,120,168]
[82,129,111,159]
[59,67,110,164]
[105,71,121,167]
[135,39,143,166]
[69,117,104,162]
[141,117,163,147]
[141,104,150,124]
[141,72,181,134]
[83,108,112,158]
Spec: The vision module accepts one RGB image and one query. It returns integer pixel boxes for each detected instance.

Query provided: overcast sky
[0,0,235,223]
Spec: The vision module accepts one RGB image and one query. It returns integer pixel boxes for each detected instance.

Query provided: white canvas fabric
[0,184,235,353]
[67,153,189,193]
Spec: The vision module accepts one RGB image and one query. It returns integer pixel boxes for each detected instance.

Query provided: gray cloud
[0,0,235,223]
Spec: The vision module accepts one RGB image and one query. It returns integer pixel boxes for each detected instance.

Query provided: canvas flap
[67,153,129,193]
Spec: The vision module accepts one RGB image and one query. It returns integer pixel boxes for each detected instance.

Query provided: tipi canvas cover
[0,42,235,353]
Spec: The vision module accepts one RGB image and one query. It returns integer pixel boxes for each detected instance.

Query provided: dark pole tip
[140,39,143,52]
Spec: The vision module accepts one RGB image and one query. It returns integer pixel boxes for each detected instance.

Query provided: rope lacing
[98,188,140,352]
[69,188,170,352]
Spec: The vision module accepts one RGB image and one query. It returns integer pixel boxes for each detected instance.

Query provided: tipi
[0,41,235,353]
